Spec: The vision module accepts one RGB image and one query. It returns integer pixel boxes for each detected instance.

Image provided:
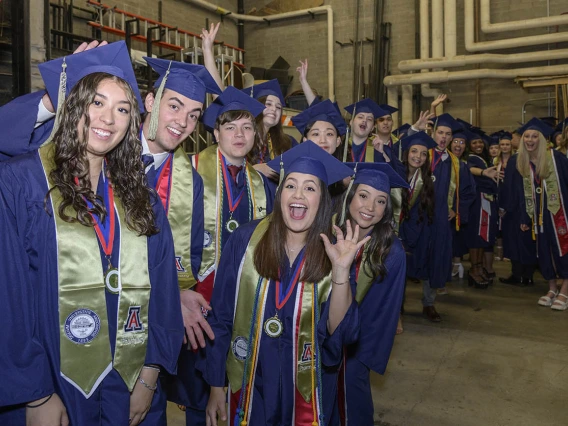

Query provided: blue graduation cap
[378,104,399,116]
[345,162,410,193]
[456,118,472,130]
[555,118,567,133]
[434,113,462,132]
[145,57,222,103]
[144,57,222,140]
[344,99,390,120]
[266,140,353,186]
[500,131,512,140]
[201,86,266,131]
[242,79,285,106]
[292,99,347,136]
[518,117,555,139]
[452,130,471,141]
[401,131,437,152]
[394,123,412,138]
[39,41,143,116]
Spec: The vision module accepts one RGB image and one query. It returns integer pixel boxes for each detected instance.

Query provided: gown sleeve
[199,222,257,387]
[457,161,476,225]
[0,91,54,160]
[144,194,184,374]
[0,162,55,406]
[349,239,406,374]
[191,167,204,282]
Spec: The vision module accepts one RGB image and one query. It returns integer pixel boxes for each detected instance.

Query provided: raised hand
[296,59,308,84]
[431,94,447,109]
[320,221,371,271]
[413,110,436,132]
[482,166,499,183]
[201,22,220,53]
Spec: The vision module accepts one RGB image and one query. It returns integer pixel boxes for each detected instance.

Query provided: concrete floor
[166,258,568,426]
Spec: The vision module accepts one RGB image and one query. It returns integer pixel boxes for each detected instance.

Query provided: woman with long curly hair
[507,118,568,310]
[0,44,183,426]
[202,141,360,426]
[330,162,408,426]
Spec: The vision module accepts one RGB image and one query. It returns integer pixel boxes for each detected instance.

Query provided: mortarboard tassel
[46,57,67,144]
[339,165,357,226]
[342,104,356,163]
[147,60,172,140]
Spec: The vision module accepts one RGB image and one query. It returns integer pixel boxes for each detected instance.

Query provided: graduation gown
[499,155,537,264]
[511,150,568,279]
[0,151,184,425]
[0,91,53,160]
[331,238,407,426]
[466,155,498,248]
[200,220,360,426]
[163,150,276,419]
[400,193,433,280]
[426,152,475,287]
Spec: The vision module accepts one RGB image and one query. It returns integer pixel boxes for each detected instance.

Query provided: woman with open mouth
[331,162,408,426]
[201,141,363,426]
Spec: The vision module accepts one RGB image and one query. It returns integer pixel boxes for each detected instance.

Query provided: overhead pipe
[184,0,335,100]
[387,86,399,124]
[443,0,456,57]
[384,64,568,86]
[464,0,568,52]
[480,0,568,34]
[419,0,442,99]
[402,85,413,125]
[398,48,568,71]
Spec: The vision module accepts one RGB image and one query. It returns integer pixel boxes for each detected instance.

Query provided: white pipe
[465,0,568,52]
[420,0,442,99]
[398,48,568,71]
[431,0,444,60]
[184,0,335,100]
[480,0,568,33]
[402,85,413,125]
[443,0,456,57]
[387,87,399,124]
[384,64,568,86]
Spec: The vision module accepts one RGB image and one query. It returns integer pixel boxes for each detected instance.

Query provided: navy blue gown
[200,220,360,426]
[0,151,184,425]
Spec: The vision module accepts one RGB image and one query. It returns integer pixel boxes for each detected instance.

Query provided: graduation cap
[401,131,437,151]
[201,86,265,132]
[434,113,462,132]
[39,41,143,136]
[518,117,555,139]
[344,99,391,120]
[499,131,512,141]
[266,140,353,186]
[539,116,557,128]
[456,118,473,130]
[554,118,568,134]
[393,123,412,138]
[292,99,347,136]
[378,104,399,116]
[452,130,472,141]
[144,57,222,140]
[241,79,285,106]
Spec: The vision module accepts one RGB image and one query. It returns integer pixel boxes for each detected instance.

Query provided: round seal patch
[232,336,248,361]
[203,231,212,248]
[64,309,101,344]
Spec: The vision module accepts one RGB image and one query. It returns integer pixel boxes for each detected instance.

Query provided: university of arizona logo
[301,342,313,362]
[124,306,144,332]
[175,256,186,273]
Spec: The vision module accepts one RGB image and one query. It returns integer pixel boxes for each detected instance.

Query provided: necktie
[227,165,243,183]
[142,154,154,173]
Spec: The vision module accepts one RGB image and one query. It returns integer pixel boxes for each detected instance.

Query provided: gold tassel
[147,61,172,140]
[278,157,285,187]
[45,57,67,145]
[339,166,357,226]
[343,105,356,163]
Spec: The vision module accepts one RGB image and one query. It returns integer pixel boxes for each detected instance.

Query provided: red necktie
[227,165,243,182]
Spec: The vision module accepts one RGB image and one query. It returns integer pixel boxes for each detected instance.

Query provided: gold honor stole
[522,151,568,255]
[168,146,195,290]
[39,143,150,398]
[227,218,332,404]
[428,148,461,230]
[354,243,376,304]
[193,146,267,280]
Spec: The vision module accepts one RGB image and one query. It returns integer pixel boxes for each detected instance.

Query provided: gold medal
[105,268,120,294]
[264,314,283,338]
[226,219,239,233]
